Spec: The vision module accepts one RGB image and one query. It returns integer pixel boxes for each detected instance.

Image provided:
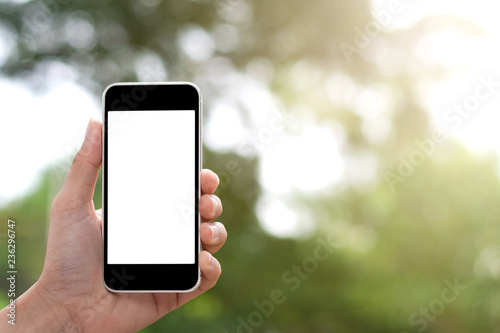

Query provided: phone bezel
[102,82,202,292]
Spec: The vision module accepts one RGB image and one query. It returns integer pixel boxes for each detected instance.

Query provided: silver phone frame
[102,82,202,293]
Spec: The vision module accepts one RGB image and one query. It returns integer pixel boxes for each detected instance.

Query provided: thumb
[58,118,102,207]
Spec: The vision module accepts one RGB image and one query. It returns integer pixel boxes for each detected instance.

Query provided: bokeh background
[2,0,500,332]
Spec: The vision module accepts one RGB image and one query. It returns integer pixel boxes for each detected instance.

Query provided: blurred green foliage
[1,0,500,332]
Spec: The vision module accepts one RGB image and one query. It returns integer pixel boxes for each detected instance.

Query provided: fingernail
[210,224,220,240]
[211,196,219,217]
[85,119,94,141]
[211,170,220,186]
[209,254,218,268]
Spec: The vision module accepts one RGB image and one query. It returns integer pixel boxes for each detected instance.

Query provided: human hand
[0,119,226,333]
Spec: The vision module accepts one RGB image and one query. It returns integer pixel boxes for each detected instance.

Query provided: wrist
[0,281,77,332]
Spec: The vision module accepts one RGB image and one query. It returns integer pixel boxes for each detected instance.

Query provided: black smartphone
[102,82,202,292]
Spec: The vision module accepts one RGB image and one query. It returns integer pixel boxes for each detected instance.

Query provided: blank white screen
[107,110,195,264]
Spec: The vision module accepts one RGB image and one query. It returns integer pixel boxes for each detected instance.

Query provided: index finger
[201,169,219,195]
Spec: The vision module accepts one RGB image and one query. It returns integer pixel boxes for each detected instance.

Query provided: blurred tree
[1,0,499,332]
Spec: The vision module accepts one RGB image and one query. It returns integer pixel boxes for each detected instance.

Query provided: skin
[0,119,226,333]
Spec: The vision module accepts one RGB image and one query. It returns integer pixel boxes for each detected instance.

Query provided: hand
[0,119,226,333]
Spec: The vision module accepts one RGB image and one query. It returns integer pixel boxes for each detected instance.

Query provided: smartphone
[102,82,202,292]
